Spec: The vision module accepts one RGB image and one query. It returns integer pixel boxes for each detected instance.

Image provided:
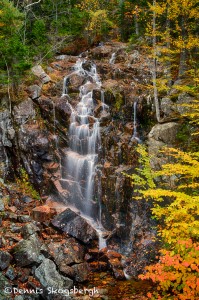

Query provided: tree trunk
[165,10,172,87]
[152,0,160,122]
[134,14,139,36]
[178,16,187,78]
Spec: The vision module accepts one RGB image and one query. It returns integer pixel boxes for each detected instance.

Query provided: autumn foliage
[141,240,199,300]
[130,145,199,299]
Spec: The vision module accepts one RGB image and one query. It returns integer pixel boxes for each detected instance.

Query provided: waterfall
[101,90,105,111]
[101,90,109,112]
[109,52,116,64]
[131,101,141,142]
[61,58,107,249]
[62,76,69,97]
[60,58,109,249]
[63,59,102,218]
[132,101,137,138]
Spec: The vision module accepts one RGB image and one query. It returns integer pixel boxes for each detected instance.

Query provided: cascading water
[131,101,141,143]
[101,90,109,112]
[109,52,116,64]
[52,102,58,148]
[132,101,137,138]
[62,76,69,96]
[61,59,107,248]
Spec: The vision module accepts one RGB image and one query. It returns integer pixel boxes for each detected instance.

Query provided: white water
[62,58,107,248]
[131,101,141,142]
[109,52,116,64]
[132,101,137,138]
[100,90,109,112]
[64,59,101,215]
[62,76,69,96]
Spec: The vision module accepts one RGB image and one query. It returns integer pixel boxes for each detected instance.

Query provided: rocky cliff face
[0,41,190,288]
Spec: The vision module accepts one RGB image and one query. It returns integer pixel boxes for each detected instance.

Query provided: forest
[0,0,199,300]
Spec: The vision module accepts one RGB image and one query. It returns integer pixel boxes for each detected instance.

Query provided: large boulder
[51,208,98,244]
[13,235,42,267]
[47,238,85,266]
[47,238,89,282]
[148,122,179,145]
[148,122,180,170]
[35,258,73,300]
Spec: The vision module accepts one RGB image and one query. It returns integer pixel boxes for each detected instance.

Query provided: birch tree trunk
[165,7,172,87]
[178,17,187,78]
[134,14,139,36]
[152,0,161,122]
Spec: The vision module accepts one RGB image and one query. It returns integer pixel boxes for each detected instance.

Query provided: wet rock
[35,258,73,300]
[13,98,35,125]
[51,179,70,200]
[100,112,111,126]
[21,223,40,239]
[32,205,56,222]
[55,97,72,127]
[51,208,98,244]
[0,251,12,270]
[94,103,104,116]
[31,65,51,84]
[68,73,84,91]
[13,235,42,267]
[27,85,41,100]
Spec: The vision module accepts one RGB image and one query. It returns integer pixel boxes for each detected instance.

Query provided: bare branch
[25,0,42,10]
